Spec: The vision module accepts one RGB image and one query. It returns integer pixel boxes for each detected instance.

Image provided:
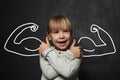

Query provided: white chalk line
[4,22,42,57]
[78,24,116,57]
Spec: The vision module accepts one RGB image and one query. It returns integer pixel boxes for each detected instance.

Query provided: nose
[59,31,64,38]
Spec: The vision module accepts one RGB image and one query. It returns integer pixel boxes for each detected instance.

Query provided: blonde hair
[47,14,72,35]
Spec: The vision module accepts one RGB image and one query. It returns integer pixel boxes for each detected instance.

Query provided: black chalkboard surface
[1,0,120,80]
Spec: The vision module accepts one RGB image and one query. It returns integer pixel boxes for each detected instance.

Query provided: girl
[39,14,82,80]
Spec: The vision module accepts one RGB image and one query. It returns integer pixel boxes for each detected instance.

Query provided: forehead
[49,19,71,32]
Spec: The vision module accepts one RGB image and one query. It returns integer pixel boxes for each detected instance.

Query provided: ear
[46,32,51,40]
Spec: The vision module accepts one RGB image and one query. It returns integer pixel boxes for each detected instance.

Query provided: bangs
[48,18,72,33]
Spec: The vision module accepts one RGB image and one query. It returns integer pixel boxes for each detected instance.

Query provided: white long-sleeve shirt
[39,47,82,80]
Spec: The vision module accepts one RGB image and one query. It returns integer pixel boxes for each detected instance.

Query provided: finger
[78,46,82,49]
[71,39,76,47]
[46,37,50,45]
[39,42,44,48]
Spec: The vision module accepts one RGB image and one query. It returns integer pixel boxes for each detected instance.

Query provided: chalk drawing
[4,22,42,57]
[4,23,116,57]
[78,24,116,57]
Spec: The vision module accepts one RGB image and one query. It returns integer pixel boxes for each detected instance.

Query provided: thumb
[46,37,50,45]
[71,39,76,47]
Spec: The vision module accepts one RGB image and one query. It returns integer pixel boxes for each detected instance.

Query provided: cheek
[66,33,71,39]
[51,35,58,41]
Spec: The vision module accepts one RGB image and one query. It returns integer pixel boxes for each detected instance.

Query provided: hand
[70,39,82,58]
[39,37,51,53]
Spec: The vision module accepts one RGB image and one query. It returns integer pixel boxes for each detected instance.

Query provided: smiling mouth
[58,40,67,46]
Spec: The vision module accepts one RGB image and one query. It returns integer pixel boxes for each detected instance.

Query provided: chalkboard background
[1,0,120,80]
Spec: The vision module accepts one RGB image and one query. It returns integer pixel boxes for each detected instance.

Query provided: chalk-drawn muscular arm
[4,22,42,57]
[78,24,116,57]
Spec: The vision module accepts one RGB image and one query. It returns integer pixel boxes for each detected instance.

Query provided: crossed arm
[40,54,59,79]
[40,48,81,79]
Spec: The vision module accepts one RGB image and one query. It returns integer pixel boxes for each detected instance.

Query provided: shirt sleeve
[40,54,59,79]
[43,50,82,78]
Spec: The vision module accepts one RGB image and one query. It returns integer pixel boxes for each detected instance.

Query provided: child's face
[48,29,71,51]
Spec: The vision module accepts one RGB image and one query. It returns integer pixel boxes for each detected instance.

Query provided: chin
[57,46,68,51]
